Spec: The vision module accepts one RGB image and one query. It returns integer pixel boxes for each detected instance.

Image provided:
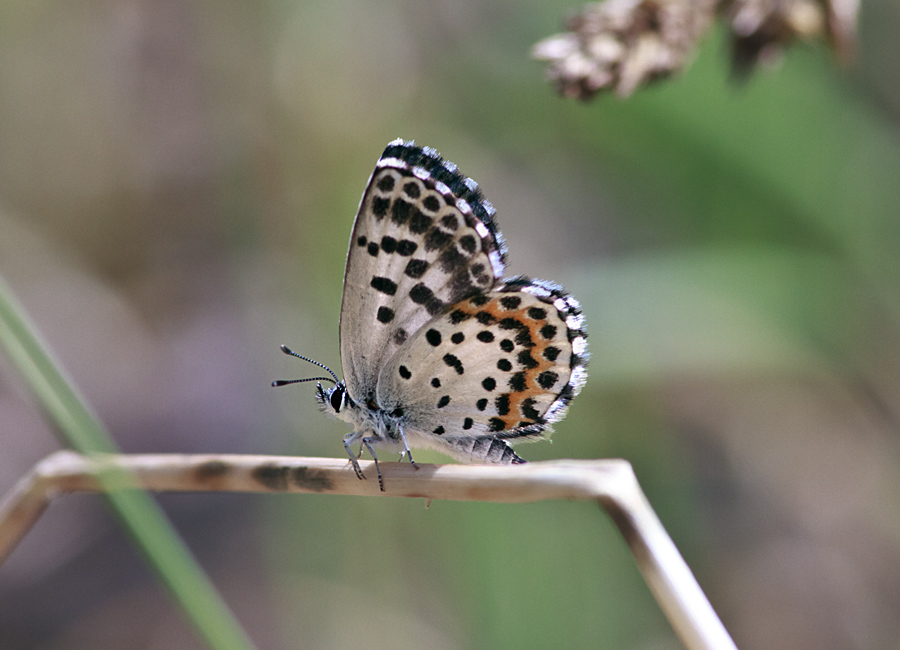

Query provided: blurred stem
[0,276,257,650]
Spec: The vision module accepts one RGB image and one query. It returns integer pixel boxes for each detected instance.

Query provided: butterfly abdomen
[444,436,527,464]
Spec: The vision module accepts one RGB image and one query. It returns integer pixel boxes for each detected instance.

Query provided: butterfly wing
[339,140,507,406]
[375,277,588,462]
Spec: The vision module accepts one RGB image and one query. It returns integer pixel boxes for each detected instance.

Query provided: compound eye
[330,386,344,412]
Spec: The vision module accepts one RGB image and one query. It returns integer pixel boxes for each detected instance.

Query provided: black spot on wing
[543,346,561,361]
[424,227,453,251]
[377,175,395,192]
[476,311,495,325]
[517,349,539,369]
[426,329,442,346]
[409,283,432,303]
[396,239,417,256]
[371,276,398,295]
[509,372,527,392]
[448,269,477,297]
[404,259,429,279]
[449,309,470,325]
[377,307,395,323]
[443,354,464,375]
[537,371,559,389]
[409,209,433,234]
[403,181,420,198]
[438,245,465,271]
[392,199,412,225]
[380,236,397,253]
[515,329,535,348]
[409,284,444,316]
[471,263,491,286]
[477,330,495,343]
[372,197,390,218]
[521,397,541,420]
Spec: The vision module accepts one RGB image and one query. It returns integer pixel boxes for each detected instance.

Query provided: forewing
[376,277,588,452]
[339,140,506,405]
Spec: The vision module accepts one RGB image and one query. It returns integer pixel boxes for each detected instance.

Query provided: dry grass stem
[0,452,738,650]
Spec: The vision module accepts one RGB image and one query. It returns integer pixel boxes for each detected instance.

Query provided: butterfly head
[272,345,353,415]
[315,380,349,416]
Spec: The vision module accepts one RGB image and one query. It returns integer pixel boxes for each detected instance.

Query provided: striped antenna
[271,345,339,387]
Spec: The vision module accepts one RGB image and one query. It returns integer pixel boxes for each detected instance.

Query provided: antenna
[271,345,339,387]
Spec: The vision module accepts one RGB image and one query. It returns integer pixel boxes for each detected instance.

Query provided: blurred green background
[2,1,900,649]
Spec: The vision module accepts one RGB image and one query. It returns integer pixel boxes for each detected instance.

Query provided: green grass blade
[0,275,257,650]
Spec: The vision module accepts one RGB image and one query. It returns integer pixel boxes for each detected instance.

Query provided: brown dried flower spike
[532,0,718,99]
[532,0,858,100]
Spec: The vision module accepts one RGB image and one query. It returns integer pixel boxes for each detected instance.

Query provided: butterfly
[274,140,588,490]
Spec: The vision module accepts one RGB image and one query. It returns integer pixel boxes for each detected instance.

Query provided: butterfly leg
[361,437,384,491]
[396,426,419,470]
[342,433,366,481]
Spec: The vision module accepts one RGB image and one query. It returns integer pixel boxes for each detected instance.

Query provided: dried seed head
[533,0,858,100]
[533,0,717,99]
